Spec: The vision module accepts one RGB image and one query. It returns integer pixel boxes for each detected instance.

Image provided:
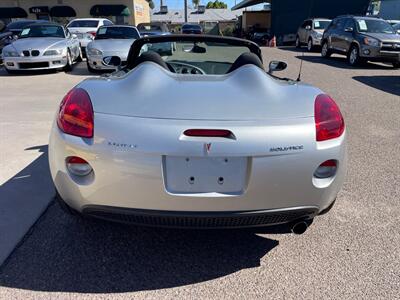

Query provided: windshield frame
[19,24,66,39]
[127,34,262,69]
[95,26,140,40]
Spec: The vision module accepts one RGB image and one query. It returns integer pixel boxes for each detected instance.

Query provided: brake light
[87,31,96,37]
[184,129,234,138]
[57,88,94,138]
[314,94,345,141]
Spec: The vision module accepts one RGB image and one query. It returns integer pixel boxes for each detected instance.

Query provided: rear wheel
[321,41,332,58]
[295,36,301,48]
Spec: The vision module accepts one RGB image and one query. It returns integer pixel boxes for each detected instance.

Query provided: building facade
[0,0,150,25]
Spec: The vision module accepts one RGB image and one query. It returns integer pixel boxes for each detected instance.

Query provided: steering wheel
[167,62,206,75]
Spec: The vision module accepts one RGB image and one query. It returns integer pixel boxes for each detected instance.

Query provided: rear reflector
[314,159,337,179]
[315,94,345,142]
[184,129,234,138]
[66,156,93,176]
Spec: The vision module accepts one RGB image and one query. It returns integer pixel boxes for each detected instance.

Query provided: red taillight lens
[57,88,94,138]
[314,94,345,142]
[184,129,234,138]
[87,31,96,37]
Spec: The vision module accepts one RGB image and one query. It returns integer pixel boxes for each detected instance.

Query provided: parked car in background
[248,28,272,46]
[321,16,400,68]
[0,20,12,63]
[86,25,140,72]
[137,22,170,36]
[296,18,331,51]
[2,23,81,73]
[66,18,113,56]
[137,22,174,55]
[181,23,203,34]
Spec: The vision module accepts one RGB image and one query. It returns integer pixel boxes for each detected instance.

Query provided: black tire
[307,38,314,52]
[321,41,332,58]
[347,45,362,66]
[63,49,73,72]
[55,190,80,216]
[76,47,83,62]
[392,62,400,69]
[295,36,301,48]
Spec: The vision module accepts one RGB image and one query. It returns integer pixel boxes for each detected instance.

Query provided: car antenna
[296,51,304,82]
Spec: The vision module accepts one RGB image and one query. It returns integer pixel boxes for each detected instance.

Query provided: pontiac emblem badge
[204,143,212,154]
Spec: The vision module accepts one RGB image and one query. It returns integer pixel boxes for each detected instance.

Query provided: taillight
[57,88,94,138]
[66,156,93,176]
[314,94,345,142]
[314,160,337,179]
[87,31,96,37]
[184,129,234,138]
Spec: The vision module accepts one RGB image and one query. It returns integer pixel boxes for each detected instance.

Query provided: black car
[321,15,400,68]
[0,21,12,62]
[181,23,203,34]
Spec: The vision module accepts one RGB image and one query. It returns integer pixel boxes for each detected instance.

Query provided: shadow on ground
[294,54,394,70]
[0,145,279,293]
[0,62,95,77]
[353,75,400,96]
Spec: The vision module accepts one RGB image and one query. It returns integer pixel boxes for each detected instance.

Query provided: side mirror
[268,61,287,74]
[305,25,311,30]
[344,27,353,32]
[103,56,122,67]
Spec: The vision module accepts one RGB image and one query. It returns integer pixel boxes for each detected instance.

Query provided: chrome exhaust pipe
[291,221,309,235]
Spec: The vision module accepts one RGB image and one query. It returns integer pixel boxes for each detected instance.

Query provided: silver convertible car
[49,35,347,234]
[2,23,81,73]
[86,25,140,72]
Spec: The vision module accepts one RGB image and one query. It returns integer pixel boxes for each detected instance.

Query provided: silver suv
[296,18,331,51]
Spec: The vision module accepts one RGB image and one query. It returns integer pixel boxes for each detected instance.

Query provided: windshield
[138,24,163,32]
[313,20,330,30]
[68,20,99,28]
[356,19,395,34]
[138,40,254,75]
[95,26,139,39]
[20,25,65,38]
[393,23,400,31]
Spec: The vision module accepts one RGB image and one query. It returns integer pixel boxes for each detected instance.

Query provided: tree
[192,0,201,9]
[206,0,227,9]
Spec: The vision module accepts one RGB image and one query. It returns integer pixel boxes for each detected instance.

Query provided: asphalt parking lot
[0,47,399,299]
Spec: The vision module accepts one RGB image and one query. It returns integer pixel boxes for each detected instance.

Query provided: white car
[86,25,140,72]
[67,18,113,56]
[2,23,81,73]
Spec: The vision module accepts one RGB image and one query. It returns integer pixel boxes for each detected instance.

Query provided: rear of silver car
[49,64,346,229]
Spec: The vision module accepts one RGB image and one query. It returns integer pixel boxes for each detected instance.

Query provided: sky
[152,0,240,9]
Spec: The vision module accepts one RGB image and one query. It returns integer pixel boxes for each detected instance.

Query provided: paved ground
[0,48,399,299]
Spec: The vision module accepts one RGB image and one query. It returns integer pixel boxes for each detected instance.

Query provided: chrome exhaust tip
[291,221,309,235]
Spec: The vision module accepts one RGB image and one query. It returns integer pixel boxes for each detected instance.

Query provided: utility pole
[160,0,163,7]
[184,0,188,23]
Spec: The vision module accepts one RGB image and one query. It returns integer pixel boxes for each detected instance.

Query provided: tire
[321,41,332,58]
[63,49,73,72]
[392,62,400,69]
[348,45,362,66]
[76,47,83,62]
[55,190,80,216]
[307,38,314,52]
[295,36,301,48]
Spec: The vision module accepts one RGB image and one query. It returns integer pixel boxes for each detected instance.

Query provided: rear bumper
[82,205,318,228]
